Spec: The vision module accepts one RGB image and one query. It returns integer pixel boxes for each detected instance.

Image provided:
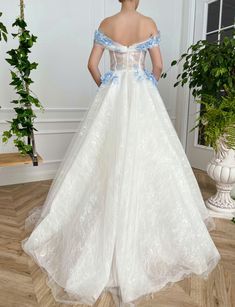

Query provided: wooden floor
[0,168,234,307]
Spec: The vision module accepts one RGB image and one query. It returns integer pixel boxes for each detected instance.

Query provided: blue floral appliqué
[100,70,119,86]
[94,30,113,47]
[135,34,161,51]
[144,69,158,87]
[133,66,158,87]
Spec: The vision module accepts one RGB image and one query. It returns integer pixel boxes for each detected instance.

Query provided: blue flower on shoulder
[94,30,113,47]
[135,34,161,51]
[100,70,119,86]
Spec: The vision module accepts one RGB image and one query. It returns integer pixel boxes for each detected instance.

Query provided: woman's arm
[87,43,105,87]
[149,47,163,81]
[148,19,163,81]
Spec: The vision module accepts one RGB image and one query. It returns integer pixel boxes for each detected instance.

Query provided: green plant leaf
[12,18,27,28]
[0,22,7,33]
[173,81,181,87]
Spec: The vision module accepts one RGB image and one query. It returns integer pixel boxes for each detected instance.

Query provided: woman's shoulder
[140,15,159,34]
[97,13,159,35]
[98,14,119,27]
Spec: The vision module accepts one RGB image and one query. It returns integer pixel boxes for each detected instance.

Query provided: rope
[20,0,24,20]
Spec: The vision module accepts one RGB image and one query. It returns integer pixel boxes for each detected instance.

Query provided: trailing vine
[0,12,8,42]
[2,6,44,155]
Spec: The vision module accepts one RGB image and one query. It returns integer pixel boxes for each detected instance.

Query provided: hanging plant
[0,12,8,42]
[2,3,44,156]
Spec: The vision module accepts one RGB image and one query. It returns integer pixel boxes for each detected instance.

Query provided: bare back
[88,11,163,87]
[98,12,159,47]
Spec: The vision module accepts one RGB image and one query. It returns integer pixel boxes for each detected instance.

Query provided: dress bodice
[94,29,161,71]
[93,29,161,87]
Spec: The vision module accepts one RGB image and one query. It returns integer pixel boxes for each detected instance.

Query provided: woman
[88,0,163,87]
[22,1,221,306]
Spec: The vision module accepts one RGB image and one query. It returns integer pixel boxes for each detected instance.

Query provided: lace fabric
[21,28,221,307]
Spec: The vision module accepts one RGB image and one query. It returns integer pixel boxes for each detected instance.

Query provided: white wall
[0,0,185,186]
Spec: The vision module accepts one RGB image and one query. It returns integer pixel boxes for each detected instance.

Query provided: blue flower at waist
[99,69,158,88]
[133,67,158,87]
[100,70,119,86]
[143,69,158,87]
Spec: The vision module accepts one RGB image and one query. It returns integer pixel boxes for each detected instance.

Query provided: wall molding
[34,129,78,135]
[41,159,62,164]
[0,107,89,112]
[0,118,83,124]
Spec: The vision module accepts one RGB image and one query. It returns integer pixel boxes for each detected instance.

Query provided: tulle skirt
[21,69,221,306]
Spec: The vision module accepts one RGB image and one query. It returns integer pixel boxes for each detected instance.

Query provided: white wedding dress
[21,29,221,306]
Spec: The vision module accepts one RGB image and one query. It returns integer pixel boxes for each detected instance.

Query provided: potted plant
[161,30,235,222]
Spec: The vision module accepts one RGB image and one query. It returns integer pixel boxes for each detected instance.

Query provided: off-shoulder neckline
[95,28,160,48]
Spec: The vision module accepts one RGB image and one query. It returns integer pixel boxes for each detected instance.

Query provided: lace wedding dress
[21,29,221,306]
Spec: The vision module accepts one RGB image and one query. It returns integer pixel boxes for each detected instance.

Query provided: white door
[186,0,235,170]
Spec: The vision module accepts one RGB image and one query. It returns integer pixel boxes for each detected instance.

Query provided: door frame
[175,0,196,151]
[176,0,218,170]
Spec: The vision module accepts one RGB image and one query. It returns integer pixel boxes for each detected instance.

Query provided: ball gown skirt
[21,29,221,306]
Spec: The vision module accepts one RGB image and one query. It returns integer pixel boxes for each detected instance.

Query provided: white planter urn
[206,134,235,215]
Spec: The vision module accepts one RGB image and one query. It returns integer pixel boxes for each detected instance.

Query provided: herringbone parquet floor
[0,169,234,307]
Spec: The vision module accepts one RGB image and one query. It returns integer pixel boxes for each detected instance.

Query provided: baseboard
[0,160,59,186]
